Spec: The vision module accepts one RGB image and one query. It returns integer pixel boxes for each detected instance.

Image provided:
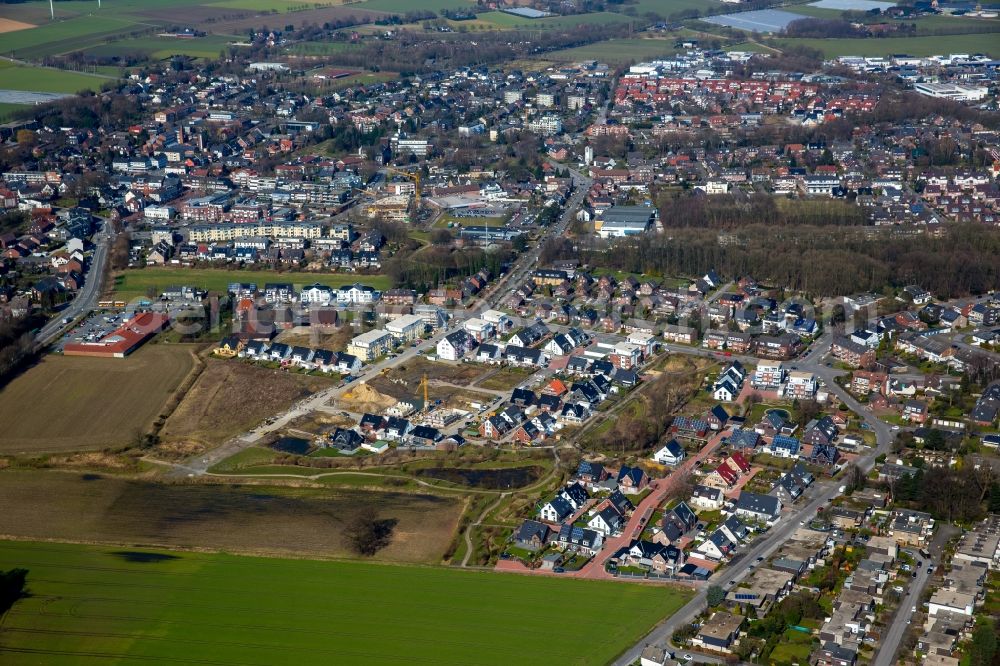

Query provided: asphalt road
[35,218,113,347]
[611,330,896,666]
[170,170,592,477]
[167,327,453,477]
[871,526,958,666]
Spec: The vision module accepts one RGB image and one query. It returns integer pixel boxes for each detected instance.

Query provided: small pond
[270,436,312,455]
[416,466,544,489]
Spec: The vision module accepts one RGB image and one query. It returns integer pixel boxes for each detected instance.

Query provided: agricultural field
[161,358,335,451]
[771,32,1000,57]
[299,69,398,92]
[0,15,149,59]
[353,0,475,12]
[209,4,384,33]
[286,39,362,55]
[0,472,463,562]
[626,0,726,17]
[0,102,29,122]
[82,34,242,60]
[0,344,195,455]
[782,4,852,19]
[112,267,392,300]
[909,13,1000,34]
[0,64,110,93]
[0,0,379,64]
[210,0,345,11]
[475,10,636,30]
[0,539,690,665]
[546,37,681,63]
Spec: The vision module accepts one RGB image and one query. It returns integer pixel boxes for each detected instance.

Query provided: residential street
[871,525,960,666]
[168,170,591,477]
[34,217,113,346]
[610,331,897,666]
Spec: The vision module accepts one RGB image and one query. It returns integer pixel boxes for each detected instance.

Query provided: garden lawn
[0,102,29,122]
[354,0,474,11]
[112,267,392,299]
[476,10,634,30]
[770,33,1000,57]
[546,37,681,64]
[0,540,691,666]
[769,627,816,665]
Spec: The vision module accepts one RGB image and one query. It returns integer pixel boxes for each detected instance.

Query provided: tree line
[0,314,44,389]
[0,568,27,616]
[567,223,1000,298]
[307,23,637,74]
[654,194,867,229]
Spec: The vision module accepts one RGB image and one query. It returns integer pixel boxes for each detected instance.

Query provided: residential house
[617,465,649,494]
[693,612,744,653]
[705,452,752,489]
[768,435,801,459]
[653,439,685,466]
[540,496,574,523]
[514,520,551,552]
[588,505,626,535]
[437,330,476,361]
[690,484,725,510]
[735,491,783,524]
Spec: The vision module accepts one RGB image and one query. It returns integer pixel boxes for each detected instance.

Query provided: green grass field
[209,0,340,12]
[83,34,240,60]
[771,32,1000,57]
[353,0,474,11]
[0,15,146,58]
[0,540,691,665]
[783,4,850,19]
[286,40,361,55]
[547,37,681,63]
[627,0,725,16]
[0,65,110,93]
[113,267,392,299]
[909,13,1000,34]
[0,102,29,122]
[476,10,636,30]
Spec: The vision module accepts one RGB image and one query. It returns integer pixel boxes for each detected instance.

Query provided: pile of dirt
[337,382,397,413]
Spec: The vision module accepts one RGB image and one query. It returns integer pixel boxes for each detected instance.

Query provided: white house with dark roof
[336,283,380,304]
[588,505,625,535]
[690,484,725,510]
[437,330,476,361]
[652,438,685,466]
[539,496,574,523]
[300,283,334,305]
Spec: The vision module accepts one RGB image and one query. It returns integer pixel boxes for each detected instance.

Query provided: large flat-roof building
[914,83,988,102]
[595,206,658,239]
[347,329,393,362]
[63,312,168,358]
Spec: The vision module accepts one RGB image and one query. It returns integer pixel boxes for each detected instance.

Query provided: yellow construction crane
[417,373,429,413]
[384,166,421,208]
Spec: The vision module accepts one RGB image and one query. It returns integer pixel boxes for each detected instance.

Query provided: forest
[653,194,866,229]
[370,220,515,292]
[559,223,1000,298]
[297,23,635,75]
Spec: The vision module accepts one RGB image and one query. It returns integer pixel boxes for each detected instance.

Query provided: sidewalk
[493,429,730,581]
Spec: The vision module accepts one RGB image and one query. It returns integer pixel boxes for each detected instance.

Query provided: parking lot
[52,310,130,352]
